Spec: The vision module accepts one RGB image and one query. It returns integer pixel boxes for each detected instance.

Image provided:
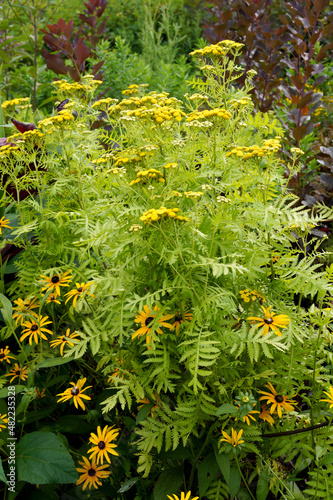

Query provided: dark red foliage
[41,0,108,82]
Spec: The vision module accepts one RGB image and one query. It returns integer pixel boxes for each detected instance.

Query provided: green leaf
[229,467,241,499]
[16,431,78,484]
[118,477,140,493]
[136,403,155,424]
[319,451,333,466]
[214,445,230,484]
[0,458,8,485]
[153,466,183,500]
[198,452,219,496]
[0,386,26,399]
[36,356,75,368]
[215,403,238,416]
[0,292,14,327]
[256,467,269,500]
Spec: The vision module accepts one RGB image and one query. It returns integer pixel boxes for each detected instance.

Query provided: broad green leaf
[214,447,230,484]
[0,292,14,327]
[16,431,78,484]
[118,477,140,493]
[229,467,241,499]
[36,356,75,368]
[0,386,26,399]
[136,403,155,424]
[256,467,269,500]
[0,458,8,485]
[198,452,219,496]
[153,466,183,500]
[215,403,238,416]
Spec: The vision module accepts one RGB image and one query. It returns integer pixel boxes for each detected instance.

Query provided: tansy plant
[1,40,333,499]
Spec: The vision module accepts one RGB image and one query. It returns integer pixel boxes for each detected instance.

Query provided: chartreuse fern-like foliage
[1,40,333,499]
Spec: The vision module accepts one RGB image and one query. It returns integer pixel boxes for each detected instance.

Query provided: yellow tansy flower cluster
[91,97,118,109]
[52,79,101,93]
[184,191,204,199]
[239,289,265,303]
[0,145,21,158]
[186,108,232,122]
[226,138,281,159]
[190,40,244,58]
[122,83,148,95]
[1,97,30,109]
[140,207,189,224]
[130,169,165,186]
[163,162,178,169]
[38,112,74,129]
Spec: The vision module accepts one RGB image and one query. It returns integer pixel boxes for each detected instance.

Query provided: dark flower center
[30,325,38,331]
[264,318,273,324]
[145,316,154,327]
[88,468,96,477]
[71,388,80,396]
[15,370,20,375]
[98,441,106,449]
[275,395,284,403]
[50,295,55,300]
[174,315,182,323]
[77,287,83,293]
[0,354,4,359]
[51,276,60,284]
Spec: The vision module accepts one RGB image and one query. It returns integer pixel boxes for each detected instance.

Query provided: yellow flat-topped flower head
[259,382,296,418]
[220,428,244,447]
[49,329,80,356]
[247,305,290,336]
[6,363,28,384]
[40,271,73,296]
[0,346,15,364]
[88,425,120,464]
[76,456,111,491]
[320,386,333,409]
[167,492,199,500]
[57,378,92,410]
[132,305,174,349]
[20,315,53,345]
[0,216,12,234]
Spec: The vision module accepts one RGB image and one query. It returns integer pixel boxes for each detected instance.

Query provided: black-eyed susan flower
[171,310,193,334]
[20,315,53,345]
[220,428,244,447]
[64,282,94,308]
[49,329,80,356]
[40,270,73,296]
[247,305,290,336]
[57,378,92,410]
[35,388,46,399]
[6,363,28,383]
[320,386,333,409]
[44,292,61,304]
[87,425,120,464]
[259,404,275,426]
[167,492,199,500]
[132,305,174,349]
[12,297,39,325]
[0,414,8,431]
[76,456,111,491]
[0,216,12,234]
[259,382,296,418]
[235,404,259,425]
[0,346,15,364]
